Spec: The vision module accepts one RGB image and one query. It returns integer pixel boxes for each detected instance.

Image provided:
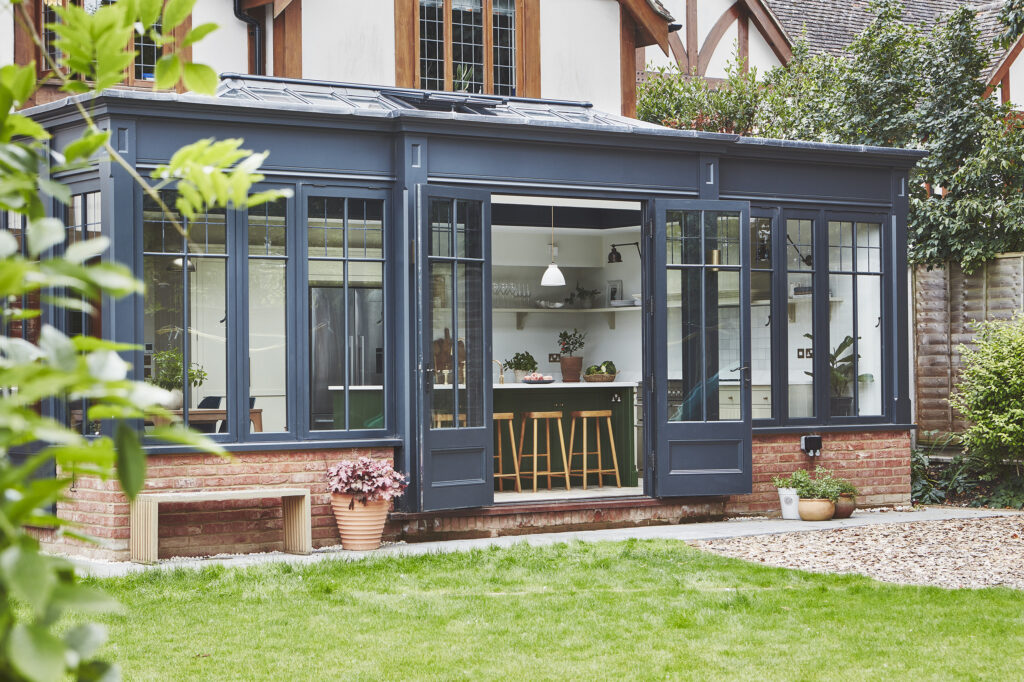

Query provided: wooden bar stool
[432,412,467,429]
[567,410,622,489]
[493,413,521,492]
[517,411,571,492]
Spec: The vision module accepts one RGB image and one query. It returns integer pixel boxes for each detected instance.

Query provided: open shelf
[494,305,641,330]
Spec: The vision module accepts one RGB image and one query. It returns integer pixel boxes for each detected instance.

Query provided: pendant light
[540,205,565,287]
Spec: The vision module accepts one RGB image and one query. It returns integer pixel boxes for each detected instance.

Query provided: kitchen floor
[493,483,644,504]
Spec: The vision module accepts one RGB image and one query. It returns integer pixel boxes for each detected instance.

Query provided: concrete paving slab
[67,506,1022,579]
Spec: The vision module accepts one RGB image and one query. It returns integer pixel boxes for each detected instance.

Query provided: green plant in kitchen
[804,333,872,415]
[558,328,586,356]
[565,282,600,308]
[585,361,617,375]
[505,351,538,373]
[557,328,587,383]
[152,348,207,391]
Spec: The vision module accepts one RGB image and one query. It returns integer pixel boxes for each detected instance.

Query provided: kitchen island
[493,381,639,488]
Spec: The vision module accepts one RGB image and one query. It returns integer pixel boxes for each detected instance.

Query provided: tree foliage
[1,0,287,679]
[637,0,1024,272]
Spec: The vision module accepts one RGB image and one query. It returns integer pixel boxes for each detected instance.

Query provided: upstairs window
[417,0,519,95]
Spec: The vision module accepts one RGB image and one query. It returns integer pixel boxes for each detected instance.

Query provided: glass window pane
[429,262,456,429]
[309,260,346,431]
[750,271,773,419]
[189,258,228,431]
[708,269,741,421]
[142,192,183,253]
[134,14,162,81]
[249,259,287,432]
[706,212,740,266]
[144,255,183,434]
[856,222,882,273]
[751,217,771,270]
[347,262,385,430]
[786,219,813,270]
[828,220,853,271]
[857,274,883,415]
[668,268,703,421]
[667,210,700,265]
[458,262,485,428]
[828,274,855,417]
[787,272,814,418]
[455,199,481,258]
[420,0,445,90]
[493,0,517,96]
[347,199,384,259]
[452,0,484,94]
[249,198,287,256]
[187,208,227,255]
[430,198,453,257]
[307,196,346,258]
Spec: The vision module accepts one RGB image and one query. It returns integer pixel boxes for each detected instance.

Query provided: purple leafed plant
[327,457,408,507]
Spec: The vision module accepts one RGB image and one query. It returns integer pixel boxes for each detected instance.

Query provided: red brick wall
[727,430,912,515]
[41,447,392,562]
[42,430,911,561]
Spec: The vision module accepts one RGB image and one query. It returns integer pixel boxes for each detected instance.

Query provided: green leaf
[0,229,18,257]
[38,178,72,205]
[182,62,218,95]
[49,583,120,615]
[154,55,181,91]
[114,421,146,499]
[162,0,197,32]
[8,623,66,682]
[182,22,218,47]
[0,544,57,614]
[4,114,50,142]
[63,131,110,164]
[64,623,107,662]
[77,661,120,682]
[26,217,65,256]
[64,236,110,264]
[137,0,163,28]
[149,425,227,455]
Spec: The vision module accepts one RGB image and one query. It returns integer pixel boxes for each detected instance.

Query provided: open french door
[649,200,752,496]
[416,185,493,511]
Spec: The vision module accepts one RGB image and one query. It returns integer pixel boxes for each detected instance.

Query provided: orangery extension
[15,75,924,560]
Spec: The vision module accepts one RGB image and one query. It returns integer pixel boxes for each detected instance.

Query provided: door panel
[419,186,493,511]
[652,200,752,497]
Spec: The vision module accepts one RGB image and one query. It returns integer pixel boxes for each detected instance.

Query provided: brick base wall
[41,430,911,561]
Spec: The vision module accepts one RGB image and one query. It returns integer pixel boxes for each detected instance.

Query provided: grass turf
[82,540,1024,681]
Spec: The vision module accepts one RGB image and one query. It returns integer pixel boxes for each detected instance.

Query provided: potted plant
[790,468,839,521]
[151,348,207,409]
[557,328,586,382]
[771,474,801,520]
[505,351,539,382]
[804,334,873,416]
[833,475,859,519]
[583,360,618,383]
[327,457,408,551]
[565,282,601,309]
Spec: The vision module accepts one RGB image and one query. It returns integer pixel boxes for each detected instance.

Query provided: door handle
[731,365,751,382]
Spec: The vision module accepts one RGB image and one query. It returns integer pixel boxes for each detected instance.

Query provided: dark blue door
[417,186,494,511]
[650,200,752,497]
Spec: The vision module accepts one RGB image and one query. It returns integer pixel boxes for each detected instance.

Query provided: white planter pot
[162,388,183,410]
[777,487,800,520]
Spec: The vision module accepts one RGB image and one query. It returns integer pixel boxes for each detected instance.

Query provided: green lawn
[83,540,1023,681]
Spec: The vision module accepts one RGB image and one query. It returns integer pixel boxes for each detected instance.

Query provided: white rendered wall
[1008,52,1024,109]
[191,0,249,76]
[540,0,620,113]
[0,1,14,68]
[302,0,395,86]
[747,21,782,74]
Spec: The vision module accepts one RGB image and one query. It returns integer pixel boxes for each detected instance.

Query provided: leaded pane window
[786,218,814,419]
[418,0,518,96]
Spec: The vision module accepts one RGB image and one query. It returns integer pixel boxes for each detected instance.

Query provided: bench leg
[130,497,159,564]
[282,493,312,555]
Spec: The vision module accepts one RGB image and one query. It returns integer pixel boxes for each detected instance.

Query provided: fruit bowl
[522,377,555,384]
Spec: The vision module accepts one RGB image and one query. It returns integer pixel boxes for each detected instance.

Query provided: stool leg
[495,422,504,492]
[508,419,521,493]
[606,416,621,487]
[517,415,527,487]
[532,417,539,493]
[545,419,553,490]
[581,417,589,490]
[594,417,603,488]
[567,416,577,488]
[556,418,570,490]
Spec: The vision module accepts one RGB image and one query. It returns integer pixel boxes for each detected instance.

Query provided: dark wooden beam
[738,0,792,64]
[272,0,301,79]
[617,0,670,54]
[698,2,741,76]
[686,0,697,73]
[394,0,417,88]
[620,6,637,118]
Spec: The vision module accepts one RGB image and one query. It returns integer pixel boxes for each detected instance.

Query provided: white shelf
[494,305,641,330]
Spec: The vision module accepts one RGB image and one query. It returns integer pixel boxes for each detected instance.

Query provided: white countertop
[327,386,383,391]
[494,381,639,389]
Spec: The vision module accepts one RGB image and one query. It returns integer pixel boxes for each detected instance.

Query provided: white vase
[161,388,183,410]
[778,487,800,520]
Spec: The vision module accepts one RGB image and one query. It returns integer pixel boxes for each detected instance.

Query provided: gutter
[234,0,264,76]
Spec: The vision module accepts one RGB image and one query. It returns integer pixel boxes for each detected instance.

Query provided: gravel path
[696,514,1024,590]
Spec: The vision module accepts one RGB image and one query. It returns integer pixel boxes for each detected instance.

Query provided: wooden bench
[129,488,312,564]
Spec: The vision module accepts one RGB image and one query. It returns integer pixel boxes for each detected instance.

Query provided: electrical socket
[548,353,560,363]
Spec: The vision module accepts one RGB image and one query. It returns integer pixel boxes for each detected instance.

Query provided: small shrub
[911,448,946,504]
[971,477,1024,509]
[950,315,1024,477]
[326,457,408,506]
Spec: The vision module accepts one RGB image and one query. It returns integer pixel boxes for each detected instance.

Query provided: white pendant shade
[541,262,565,287]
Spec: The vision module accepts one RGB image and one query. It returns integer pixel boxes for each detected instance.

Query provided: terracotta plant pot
[331,493,389,551]
[560,356,583,382]
[833,493,857,519]
[797,498,835,521]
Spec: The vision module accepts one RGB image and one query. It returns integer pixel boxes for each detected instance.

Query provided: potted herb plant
[505,351,539,382]
[771,474,801,520]
[151,348,207,409]
[327,457,408,551]
[790,468,839,521]
[565,282,601,309]
[833,475,859,519]
[557,328,586,382]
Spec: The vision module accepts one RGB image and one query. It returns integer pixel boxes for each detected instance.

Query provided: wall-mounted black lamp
[608,242,641,263]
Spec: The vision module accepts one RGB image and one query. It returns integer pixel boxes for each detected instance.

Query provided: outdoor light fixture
[541,206,565,287]
[608,241,641,263]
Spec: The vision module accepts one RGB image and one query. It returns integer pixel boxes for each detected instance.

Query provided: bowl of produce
[583,361,618,382]
[522,371,555,384]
